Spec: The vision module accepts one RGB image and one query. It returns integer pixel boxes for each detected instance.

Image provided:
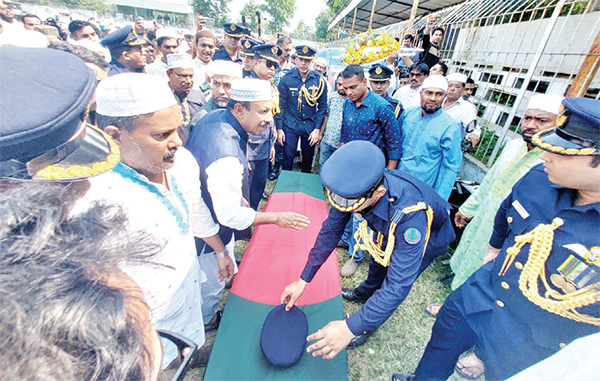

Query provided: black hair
[145,29,156,41]
[97,113,154,132]
[432,27,444,36]
[340,64,365,80]
[404,33,414,42]
[409,62,429,76]
[68,20,91,35]
[0,180,160,381]
[591,155,600,168]
[466,77,475,85]
[276,35,292,46]
[21,13,40,22]
[48,41,108,69]
[226,99,251,111]
[433,61,448,76]
[157,36,177,48]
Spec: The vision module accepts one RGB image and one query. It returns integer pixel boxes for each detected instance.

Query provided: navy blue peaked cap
[240,36,262,56]
[254,44,281,63]
[369,63,393,81]
[321,141,386,212]
[101,24,149,50]
[0,47,119,181]
[532,97,600,156]
[295,45,316,59]
[260,304,308,367]
[222,23,244,38]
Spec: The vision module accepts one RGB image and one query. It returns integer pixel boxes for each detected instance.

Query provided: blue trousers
[282,126,314,173]
[249,158,269,210]
[341,214,365,262]
[319,141,337,170]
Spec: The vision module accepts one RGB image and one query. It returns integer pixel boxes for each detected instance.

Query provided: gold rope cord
[271,82,280,115]
[297,76,325,110]
[500,218,600,326]
[352,202,433,267]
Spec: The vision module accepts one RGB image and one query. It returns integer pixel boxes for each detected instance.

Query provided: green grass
[164,173,483,381]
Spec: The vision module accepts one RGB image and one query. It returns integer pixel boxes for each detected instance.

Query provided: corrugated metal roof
[328,0,467,31]
[105,0,193,14]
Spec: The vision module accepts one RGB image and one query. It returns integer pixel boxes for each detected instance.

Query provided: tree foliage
[315,8,334,42]
[262,0,295,32]
[291,19,315,41]
[190,0,231,26]
[239,0,261,34]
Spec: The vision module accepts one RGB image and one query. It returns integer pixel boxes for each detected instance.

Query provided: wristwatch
[214,249,229,260]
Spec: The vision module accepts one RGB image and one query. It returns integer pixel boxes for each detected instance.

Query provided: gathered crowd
[1,3,599,380]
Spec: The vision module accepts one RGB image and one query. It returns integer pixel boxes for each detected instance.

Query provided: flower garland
[342,30,400,65]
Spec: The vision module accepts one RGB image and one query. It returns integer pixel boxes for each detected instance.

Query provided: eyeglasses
[172,72,194,80]
[264,60,279,70]
[409,72,424,77]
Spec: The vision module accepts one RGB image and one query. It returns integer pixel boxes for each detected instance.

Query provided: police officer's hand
[270,146,276,163]
[454,211,470,228]
[277,129,285,146]
[483,245,501,264]
[280,278,307,311]
[308,129,321,146]
[216,255,235,283]
[275,212,310,230]
[467,134,480,147]
[306,320,355,360]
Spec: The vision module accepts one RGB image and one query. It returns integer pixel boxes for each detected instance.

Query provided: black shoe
[347,331,373,348]
[224,275,234,289]
[204,310,223,332]
[336,240,349,249]
[189,343,213,368]
[342,287,368,303]
[268,169,280,181]
[234,250,243,265]
[390,374,416,381]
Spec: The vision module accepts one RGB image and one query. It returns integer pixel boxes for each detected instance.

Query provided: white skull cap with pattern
[167,53,194,69]
[231,79,272,102]
[526,94,564,115]
[209,60,243,79]
[446,73,468,84]
[421,74,448,92]
[96,73,177,116]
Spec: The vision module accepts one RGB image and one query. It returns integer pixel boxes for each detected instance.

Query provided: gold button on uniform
[559,343,566,349]
[501,282,510,290]
[496,300,505,307]
[515,262,524,270]
[507,217,513,223]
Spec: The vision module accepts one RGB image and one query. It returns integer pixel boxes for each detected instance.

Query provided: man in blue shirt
[213,23,243,63]
[338,64,404,277]
[275,45,328,173]
[391,97,600,381]
[398,74,462,200]
[280,141,454,353]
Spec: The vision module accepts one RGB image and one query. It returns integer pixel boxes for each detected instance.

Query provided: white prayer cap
[73,38,111,62]
[167,53,194,69]
[421,75,448,92]
[526,94,564,115]
[314,57,328,68]
[96,73,177,117]
[156,28,178,40]
[0,30,48,48]
[231,79,272,102]
[446,72,468,84]
[209,60,243,79]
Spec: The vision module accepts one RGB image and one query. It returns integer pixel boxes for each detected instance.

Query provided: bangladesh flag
[204,171,348,380]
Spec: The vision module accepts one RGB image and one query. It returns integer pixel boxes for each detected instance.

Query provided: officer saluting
[391,97,600,381]
[276,45,327,173]
[281,141,455,355]
[368,64,403,120]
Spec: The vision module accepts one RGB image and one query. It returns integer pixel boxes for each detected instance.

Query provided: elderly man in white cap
[185,78,311,330]
[81,73,235,369]
[165,53,207,144]
[443,72,481,147]
[398,74,462,200]
[189,60,243,126]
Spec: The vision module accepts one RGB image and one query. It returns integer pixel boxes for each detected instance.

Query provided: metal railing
[329,0,600,167]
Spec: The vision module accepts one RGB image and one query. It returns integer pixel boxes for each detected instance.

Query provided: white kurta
[392,84,422,110]
[146,59,169,80]
[75,148,217,367]
[443,96,481,139]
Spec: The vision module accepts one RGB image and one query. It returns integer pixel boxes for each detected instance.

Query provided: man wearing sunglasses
[392,62,429,110]
[281,141,455,354]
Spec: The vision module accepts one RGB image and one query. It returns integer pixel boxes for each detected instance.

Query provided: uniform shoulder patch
[404,228,421,244]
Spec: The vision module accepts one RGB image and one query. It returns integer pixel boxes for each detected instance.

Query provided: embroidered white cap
[230,79,272,102]
[421,74,448,92]
[167,53,194,69]
[446,72,468,84]
[527,94,564,115]
[96,73,177,117]
[209,60,243,79]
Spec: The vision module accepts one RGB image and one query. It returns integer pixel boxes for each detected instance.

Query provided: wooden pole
[351,7,357,36]
[406,0,419,34]
[567,29,600,97]
[368,0,377,31]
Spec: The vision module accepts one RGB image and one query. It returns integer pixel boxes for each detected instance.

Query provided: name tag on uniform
[290,87,298,91]
[512,200,530,219]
